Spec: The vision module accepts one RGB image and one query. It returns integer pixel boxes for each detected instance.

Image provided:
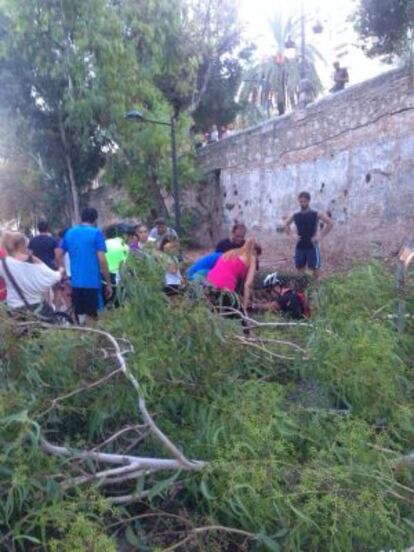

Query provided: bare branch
[40,437,203,471]
[161,524,257,552]
[233,335,308,354]
[61,463,147,490]
[138,397,199,470]
[218,307,311,328]
[232,335,297,361]
[92,424,148,451]
[110,490,152,505]
[30,323,205,470]
[39,367,123,418]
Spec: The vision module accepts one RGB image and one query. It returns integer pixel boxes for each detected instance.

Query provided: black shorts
[295,245,321,270]
[72,288,99,317]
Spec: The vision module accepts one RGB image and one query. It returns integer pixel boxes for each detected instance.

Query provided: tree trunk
[58,112,80,223]
[148,162,169,220]
[189,57,214,114]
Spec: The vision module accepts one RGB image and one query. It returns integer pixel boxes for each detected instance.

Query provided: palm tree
[240,11,324,118]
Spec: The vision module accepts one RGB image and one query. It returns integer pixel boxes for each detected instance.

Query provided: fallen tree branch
[39,367,123,418]
[60,463,147,490]
[138,397,197,470]
[232,335,297,361]
[218,307,311,328]
[40,436,201,470]
[92,424,148,451]
[15,320,206,501]
[32,323,205,469]
[110,490,152,505]
[235,335,308,354]
[161,524,257,552]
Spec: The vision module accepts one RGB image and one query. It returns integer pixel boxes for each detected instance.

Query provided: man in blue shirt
[57,207,112,323]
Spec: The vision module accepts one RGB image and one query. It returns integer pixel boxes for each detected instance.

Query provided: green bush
[0,259,413,551]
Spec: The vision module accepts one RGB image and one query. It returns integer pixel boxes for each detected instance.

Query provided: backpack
[278,289,310,319]
[1,258,72,325]
[296,291,311,318]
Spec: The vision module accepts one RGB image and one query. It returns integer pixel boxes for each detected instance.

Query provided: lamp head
[124,110,145,122]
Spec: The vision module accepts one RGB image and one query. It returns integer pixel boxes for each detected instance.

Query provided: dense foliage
[240,11,324,124]
[0,0,246,227]
[354,0,414,60]
[0,260,413,551]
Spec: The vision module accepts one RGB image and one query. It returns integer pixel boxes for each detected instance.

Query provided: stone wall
[197,68,414,269]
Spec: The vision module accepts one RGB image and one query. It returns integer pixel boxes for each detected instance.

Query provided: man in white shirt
[148,218,178,245]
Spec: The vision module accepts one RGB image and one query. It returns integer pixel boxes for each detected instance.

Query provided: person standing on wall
[284,191,333,278]
[330,61,349,93]
[57,207,112,325]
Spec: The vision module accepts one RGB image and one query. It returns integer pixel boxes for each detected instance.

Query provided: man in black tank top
[284,191,333,277]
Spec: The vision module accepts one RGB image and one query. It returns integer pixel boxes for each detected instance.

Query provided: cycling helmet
[263,272,281,288]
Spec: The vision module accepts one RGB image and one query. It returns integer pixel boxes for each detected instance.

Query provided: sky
[239,0,391,90]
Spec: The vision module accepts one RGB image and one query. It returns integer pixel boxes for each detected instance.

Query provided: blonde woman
[0,231,63,312]
[207,238,261,311]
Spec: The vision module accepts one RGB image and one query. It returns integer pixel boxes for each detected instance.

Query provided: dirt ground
[184,246,354,278]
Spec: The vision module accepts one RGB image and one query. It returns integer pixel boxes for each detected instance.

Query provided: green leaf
[256,534,281,552]
[286,501,321,530]
[200,479,217,501]
[5,410,29,425]
[14,535,42,545]
[125,525,140,547]
[148,472,179,500]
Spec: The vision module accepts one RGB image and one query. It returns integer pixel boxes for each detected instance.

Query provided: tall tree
[0,0,247,228]
[192,46,254,132]
[240,12,324,118]
[354,0,414,60]
[0,0,142,222]
[86,0,247,221]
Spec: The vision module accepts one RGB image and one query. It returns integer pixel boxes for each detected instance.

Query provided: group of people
[194,124,236,149]
[185,191,332,318]
[0,211,180,325]
[0,190,332,324]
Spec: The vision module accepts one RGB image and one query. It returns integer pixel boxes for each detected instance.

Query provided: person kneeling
[251,273,310,320]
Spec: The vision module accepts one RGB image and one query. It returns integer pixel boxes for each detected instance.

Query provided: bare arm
[55,247,65,269]
[97,251,112,298]
[317,212,333,240]
[284,214,295,235]
[242,259,256,311]
[54,247,60,268]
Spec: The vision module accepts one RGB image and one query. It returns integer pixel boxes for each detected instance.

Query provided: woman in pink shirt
[207,238,260,311]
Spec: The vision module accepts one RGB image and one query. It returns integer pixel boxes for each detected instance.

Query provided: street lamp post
[285,1,323,109]
[124,110,181,237]
[300,0,306,80]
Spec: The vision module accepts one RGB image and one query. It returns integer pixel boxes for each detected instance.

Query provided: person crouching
[251,273,310,319]
[207,238,260,314]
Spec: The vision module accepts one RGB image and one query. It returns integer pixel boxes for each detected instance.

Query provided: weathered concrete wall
[197,68,414,268]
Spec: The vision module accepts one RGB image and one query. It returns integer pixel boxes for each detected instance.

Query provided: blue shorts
[295,245,321,270]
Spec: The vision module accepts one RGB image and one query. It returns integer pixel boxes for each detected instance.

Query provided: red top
[0,248,6,302]
[207,255,247,292]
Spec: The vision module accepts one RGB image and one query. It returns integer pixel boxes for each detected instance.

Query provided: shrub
[0,259,412,550]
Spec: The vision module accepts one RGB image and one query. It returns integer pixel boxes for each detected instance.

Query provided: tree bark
[189,57,214,114]
[148,160,169,219]
[58,112,80,223]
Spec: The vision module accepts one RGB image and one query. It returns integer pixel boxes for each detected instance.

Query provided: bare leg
[85,315,98,327]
